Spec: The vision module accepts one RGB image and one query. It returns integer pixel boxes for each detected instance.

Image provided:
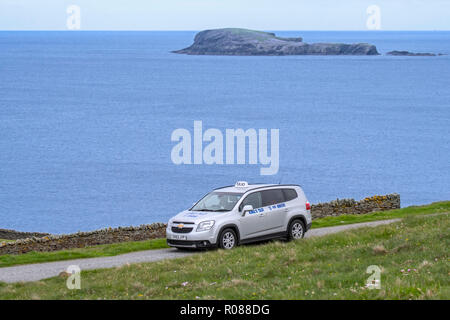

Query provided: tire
[218,228,238,250]
[288,219,305,240]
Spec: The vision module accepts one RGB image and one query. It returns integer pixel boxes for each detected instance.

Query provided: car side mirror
[242,205,253,216]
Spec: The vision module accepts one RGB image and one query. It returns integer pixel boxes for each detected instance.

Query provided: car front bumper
[166,239,216,248]
[166,226,218,248]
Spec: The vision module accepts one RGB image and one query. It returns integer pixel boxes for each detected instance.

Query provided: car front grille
[171,227,194,234]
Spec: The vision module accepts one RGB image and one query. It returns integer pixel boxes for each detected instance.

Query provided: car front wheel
[219,228,237,250]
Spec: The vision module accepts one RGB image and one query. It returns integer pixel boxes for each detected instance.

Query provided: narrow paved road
[0,219,399,283]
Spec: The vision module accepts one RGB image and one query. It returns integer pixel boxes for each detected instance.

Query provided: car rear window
[261,189,285,206]
[283,188,298,201]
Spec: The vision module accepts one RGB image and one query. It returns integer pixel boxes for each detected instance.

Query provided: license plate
[172,235,187,240]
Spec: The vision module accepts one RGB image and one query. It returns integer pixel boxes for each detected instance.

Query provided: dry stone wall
[311,194,400,219]
[0,223,166,256]
[0,229,49,240]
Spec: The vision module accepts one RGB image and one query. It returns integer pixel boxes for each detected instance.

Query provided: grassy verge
[311,201,450,228]
[0,238,168,268]
[0,239,14,243]
[0,213,448,300]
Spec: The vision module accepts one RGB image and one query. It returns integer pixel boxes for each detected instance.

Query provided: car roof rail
[213,185,234,190]
[240,184,303,194]
[213,183,303,193]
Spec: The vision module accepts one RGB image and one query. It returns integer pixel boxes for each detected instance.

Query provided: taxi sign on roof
[235,181,249,188]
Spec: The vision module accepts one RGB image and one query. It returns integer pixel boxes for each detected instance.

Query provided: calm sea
[0,31,449,233]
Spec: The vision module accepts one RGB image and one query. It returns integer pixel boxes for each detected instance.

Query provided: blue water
[0,31,449,234]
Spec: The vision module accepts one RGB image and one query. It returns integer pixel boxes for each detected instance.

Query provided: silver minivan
[166,181,312,250]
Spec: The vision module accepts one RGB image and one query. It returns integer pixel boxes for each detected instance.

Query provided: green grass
[0,201,448,269]
[0,239,14,243]
[0,213,448,300]
[0,238,168,268]
[312,201,450,229]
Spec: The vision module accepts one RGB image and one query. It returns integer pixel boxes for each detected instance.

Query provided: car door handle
[258,212,265,217]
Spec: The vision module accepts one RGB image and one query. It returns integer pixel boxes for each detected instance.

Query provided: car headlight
[196,220,215,232]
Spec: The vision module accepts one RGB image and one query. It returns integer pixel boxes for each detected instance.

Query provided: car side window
[240,192,262,211]
[283,189,298,202]
[261,189,285,206]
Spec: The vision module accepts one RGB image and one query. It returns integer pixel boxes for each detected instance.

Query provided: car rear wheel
[219,228,237,250]
[288,219,305,240]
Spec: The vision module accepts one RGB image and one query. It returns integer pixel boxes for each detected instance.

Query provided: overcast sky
[1,0,449,31]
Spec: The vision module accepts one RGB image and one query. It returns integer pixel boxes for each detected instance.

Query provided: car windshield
[191,192,243,212]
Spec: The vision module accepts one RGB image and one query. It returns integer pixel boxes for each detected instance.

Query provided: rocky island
[173,28,380,56]
[386,50,440,56]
